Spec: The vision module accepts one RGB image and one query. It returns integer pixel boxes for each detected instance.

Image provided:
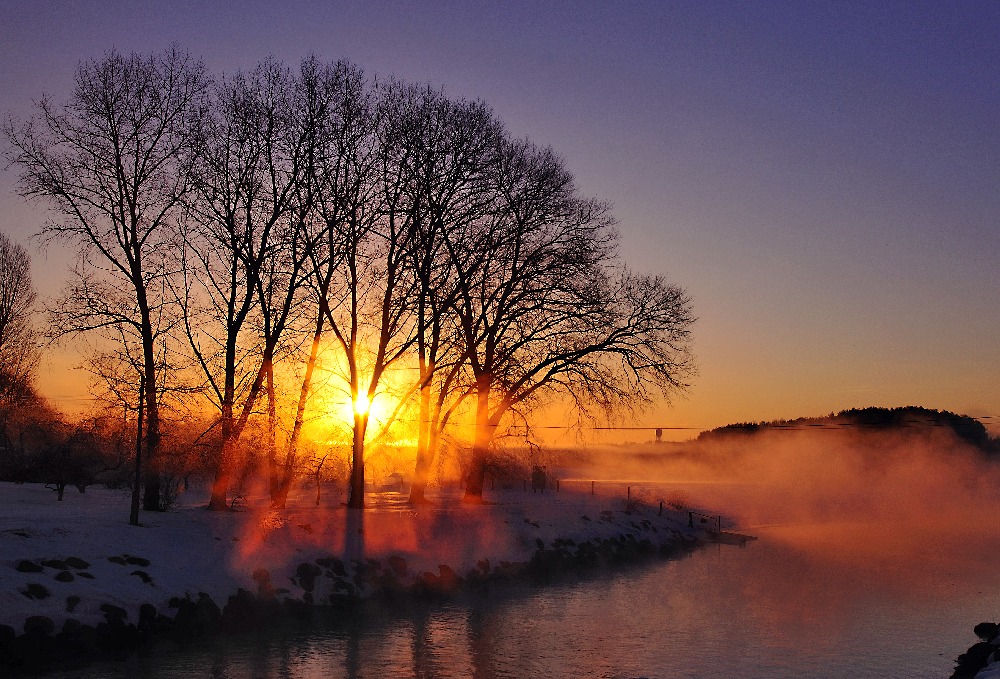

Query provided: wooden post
[556,479,559,492]
[659,500,663,516]
[591,480,595,495]
[129,374,145,526]
[627,486,631,500]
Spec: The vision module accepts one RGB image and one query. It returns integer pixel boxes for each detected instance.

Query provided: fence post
[659,500,663,516]
[591,480,595,495]
[627,486,631,501]
[556,479,559,492]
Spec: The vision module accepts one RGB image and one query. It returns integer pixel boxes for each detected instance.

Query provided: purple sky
[1,0,998,437]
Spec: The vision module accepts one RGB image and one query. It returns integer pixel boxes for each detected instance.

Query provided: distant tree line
[1,47,695,511]
[697,406,997,455]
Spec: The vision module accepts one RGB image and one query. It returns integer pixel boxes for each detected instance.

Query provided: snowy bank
[0,481,715,670]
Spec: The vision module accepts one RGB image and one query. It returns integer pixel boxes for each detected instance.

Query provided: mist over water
[572,426,1000,610]
[47,427,1000,678]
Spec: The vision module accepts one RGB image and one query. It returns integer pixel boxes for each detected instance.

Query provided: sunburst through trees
[4,48,695,510]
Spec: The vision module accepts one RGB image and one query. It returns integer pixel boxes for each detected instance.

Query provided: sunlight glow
[354,393,371,416]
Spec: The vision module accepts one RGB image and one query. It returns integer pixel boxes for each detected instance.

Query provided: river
[43,513,999,679]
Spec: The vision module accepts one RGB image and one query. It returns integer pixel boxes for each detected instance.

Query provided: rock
[23,616,55,637]
[65,557,90,570]
[317,556,346,576]
[124,555,150,567]
[295,563,322,592]
[15,560,43,573]
[100,604,129,625]
[154,614,174,634]
[57,619,99,655]
[221,588,278,631]
[65,596,81,613]
[252,568,276,599]
[171,595,223,640]
[387,555,408,577]
[95,619,139,653]
[21,583,50,599]
[138,603,158,633]
[437,565,462,591]
[953,641,994,678]
[54,570,74,582]
[975,622,999,642]
[40,559,67,570]
[351,560,381,590]
[77,572,95,579]
[107,556,127,565]
[130,570,153,584]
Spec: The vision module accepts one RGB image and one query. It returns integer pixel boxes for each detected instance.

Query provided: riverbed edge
[0,522,706,673]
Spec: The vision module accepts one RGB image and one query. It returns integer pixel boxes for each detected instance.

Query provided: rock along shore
[0,483,714,673]
[951,623,1000,679]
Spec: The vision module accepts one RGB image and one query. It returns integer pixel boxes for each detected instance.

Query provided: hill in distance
[695,406,995,453]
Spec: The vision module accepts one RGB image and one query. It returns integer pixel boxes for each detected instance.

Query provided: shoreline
[951,623,1000,679]
[0,482,718,672]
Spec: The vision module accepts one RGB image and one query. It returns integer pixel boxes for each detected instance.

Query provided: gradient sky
[1,0,997,439]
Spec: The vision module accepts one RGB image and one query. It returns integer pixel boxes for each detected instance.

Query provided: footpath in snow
[0,481,718,669]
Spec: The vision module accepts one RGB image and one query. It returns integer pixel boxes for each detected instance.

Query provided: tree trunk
[408,378,434,504]
[207,456,231,510]
[140,317,162,511]
[207,401,234,510]
[208,328,243,511]
[264,353,278,501]
[347,411,369,508]
[463,379,493,503]
[273,310,324,509]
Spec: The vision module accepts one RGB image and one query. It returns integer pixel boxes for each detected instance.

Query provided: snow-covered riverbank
[0,481,713,670]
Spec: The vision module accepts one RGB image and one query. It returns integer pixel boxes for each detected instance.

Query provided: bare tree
[4,47,210,511]
[308,65,427,509]
[388,88,500,503]
[443,138,695,501]
[178,59,315,510]
[0,232,39,408]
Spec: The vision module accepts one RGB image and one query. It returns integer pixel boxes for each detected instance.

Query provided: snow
[0,481,705,633]
[976,649,1000,678]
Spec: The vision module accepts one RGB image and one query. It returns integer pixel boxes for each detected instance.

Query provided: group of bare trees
[3,47,695,511]
[0,232,38,408]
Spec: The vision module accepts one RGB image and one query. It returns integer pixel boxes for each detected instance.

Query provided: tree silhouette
[443,139,695,501]
[0,232,39,409]
[4,47,210,511]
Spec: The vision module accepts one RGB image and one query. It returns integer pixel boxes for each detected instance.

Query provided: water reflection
[70,525,997,679]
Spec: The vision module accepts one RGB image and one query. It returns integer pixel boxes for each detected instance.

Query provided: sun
[354,393,371,416]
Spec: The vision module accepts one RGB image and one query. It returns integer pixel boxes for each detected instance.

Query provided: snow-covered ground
[0,481,706,633]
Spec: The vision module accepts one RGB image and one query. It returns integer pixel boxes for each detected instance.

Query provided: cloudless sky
[1,0,998,438]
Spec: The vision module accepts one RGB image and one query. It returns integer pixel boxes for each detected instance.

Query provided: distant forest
[697,406,997,454]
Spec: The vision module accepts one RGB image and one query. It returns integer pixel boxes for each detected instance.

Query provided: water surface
[46,519,997,678]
